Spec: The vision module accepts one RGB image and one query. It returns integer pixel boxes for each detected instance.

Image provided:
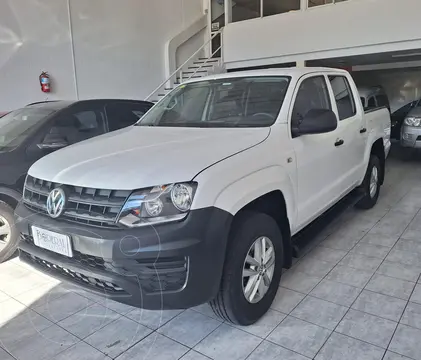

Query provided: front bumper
[16,203,232,309]
[400,125,421,148]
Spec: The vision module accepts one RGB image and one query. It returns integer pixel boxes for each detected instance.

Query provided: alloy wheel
[0,215,11,250]
[242,236,275,304]
[369,166,378,198]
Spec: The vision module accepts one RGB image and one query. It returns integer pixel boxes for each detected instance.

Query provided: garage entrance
[308,49,421,144]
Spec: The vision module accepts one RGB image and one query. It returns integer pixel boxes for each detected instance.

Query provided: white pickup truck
[16,68,391,325]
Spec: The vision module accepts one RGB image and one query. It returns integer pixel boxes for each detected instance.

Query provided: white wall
[223,0,421,69]
[0,0,76,111]
[0,0,204,111]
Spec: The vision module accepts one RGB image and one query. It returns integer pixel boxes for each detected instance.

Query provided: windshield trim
[136,75,291,128]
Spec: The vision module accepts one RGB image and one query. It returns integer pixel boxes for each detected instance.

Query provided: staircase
[150,57,223,103]
[146,32,224,103]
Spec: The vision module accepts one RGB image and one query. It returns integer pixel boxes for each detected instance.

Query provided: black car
[0,99,153,262]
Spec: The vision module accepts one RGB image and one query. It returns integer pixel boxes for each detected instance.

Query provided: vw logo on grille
[46,188,66,218]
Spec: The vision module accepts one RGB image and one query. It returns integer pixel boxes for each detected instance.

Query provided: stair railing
[145,31,222,101]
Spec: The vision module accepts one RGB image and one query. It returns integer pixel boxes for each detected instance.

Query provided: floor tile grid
[27,311,217,360]
[381,272,421,360]
[308,204,421,358]
[262,204,417,359]
[97,309,223,360]
[0,347,17,360]
[6,291,107,337]
[0,272,218,360]
[0,298,117,360]
[254,204,392,356]
[0,287,150,359]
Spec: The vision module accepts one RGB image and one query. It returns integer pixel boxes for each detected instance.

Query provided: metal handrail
[145,31,222,100]
[184,45,222,81]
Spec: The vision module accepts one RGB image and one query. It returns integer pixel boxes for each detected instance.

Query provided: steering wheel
[252,112,275,120]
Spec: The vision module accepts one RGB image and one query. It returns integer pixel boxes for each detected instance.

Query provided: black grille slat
[23,175,131,228]
[21,252,126,294]
[22,234,188,294]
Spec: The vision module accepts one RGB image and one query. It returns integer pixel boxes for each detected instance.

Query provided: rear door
[327,74,365,191]
[291,74,342,229]
[105,102,153,131]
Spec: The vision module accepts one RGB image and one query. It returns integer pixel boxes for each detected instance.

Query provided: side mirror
[294,109,337,136]
[37,133,69,150]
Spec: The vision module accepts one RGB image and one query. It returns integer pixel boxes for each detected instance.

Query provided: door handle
[360,128,367,134]
[335,139,344,147]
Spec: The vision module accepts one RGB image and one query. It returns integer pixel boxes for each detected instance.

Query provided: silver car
[401,107,421,148]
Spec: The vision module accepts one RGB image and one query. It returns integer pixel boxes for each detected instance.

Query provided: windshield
[0,108,55,151]
[137,76,290,128]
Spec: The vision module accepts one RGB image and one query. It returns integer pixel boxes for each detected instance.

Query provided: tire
[209,211,284,325]
[0,201,18,263]
[355,155,381,210]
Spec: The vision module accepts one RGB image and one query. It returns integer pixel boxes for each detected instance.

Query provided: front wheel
[355,155,381,210]
[0,202,19,263]
[209,211,284,325]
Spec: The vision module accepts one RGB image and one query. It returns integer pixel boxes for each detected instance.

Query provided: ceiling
[307,49,421,68]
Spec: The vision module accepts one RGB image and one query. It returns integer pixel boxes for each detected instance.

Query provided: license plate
[32,226,73,257]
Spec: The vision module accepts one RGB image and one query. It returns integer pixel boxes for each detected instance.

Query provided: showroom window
[262,0,300,17]
[232,0,261,23]
[308,0,348,8]
[328,76,356,120]
[231,0,300,23]
[291,76,331,132]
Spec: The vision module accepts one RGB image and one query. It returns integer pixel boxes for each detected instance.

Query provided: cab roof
[183,67,350,84]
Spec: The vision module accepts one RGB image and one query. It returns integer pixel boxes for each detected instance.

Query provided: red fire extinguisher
[39,71,51,93]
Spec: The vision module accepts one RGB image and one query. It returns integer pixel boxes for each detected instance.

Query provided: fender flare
[213,165,296,229]
[0,186,22,207]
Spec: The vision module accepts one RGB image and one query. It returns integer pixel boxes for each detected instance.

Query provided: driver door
[291,74,342,230]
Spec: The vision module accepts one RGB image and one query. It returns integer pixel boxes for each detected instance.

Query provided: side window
[376,94,389,108]
[328,76,356,120]
[291,76,331,131]
[106,102,153,131]
[367,96,376,109]
[51,108,106,144]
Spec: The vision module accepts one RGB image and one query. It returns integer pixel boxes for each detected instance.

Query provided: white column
[300,0,307,10]
[225,0,232,25]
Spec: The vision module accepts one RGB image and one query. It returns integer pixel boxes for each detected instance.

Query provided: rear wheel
[355,155,381,210]
[210,211,283,325]
[0,202,18,263]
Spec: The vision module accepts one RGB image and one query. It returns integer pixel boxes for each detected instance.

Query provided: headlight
[118,182,197,227]
[404,117,421,127]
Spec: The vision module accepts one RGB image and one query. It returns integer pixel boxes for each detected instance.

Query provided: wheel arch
[235,190,293,269]
[0,187,21,209]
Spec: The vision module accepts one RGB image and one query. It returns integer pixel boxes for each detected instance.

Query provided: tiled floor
[2,147,421,360]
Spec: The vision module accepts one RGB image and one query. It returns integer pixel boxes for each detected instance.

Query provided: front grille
[23,175,131,228]
[21,251,126,294]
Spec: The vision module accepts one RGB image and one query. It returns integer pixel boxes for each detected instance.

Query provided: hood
[407,107,421,118]
[29,126,269,190]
